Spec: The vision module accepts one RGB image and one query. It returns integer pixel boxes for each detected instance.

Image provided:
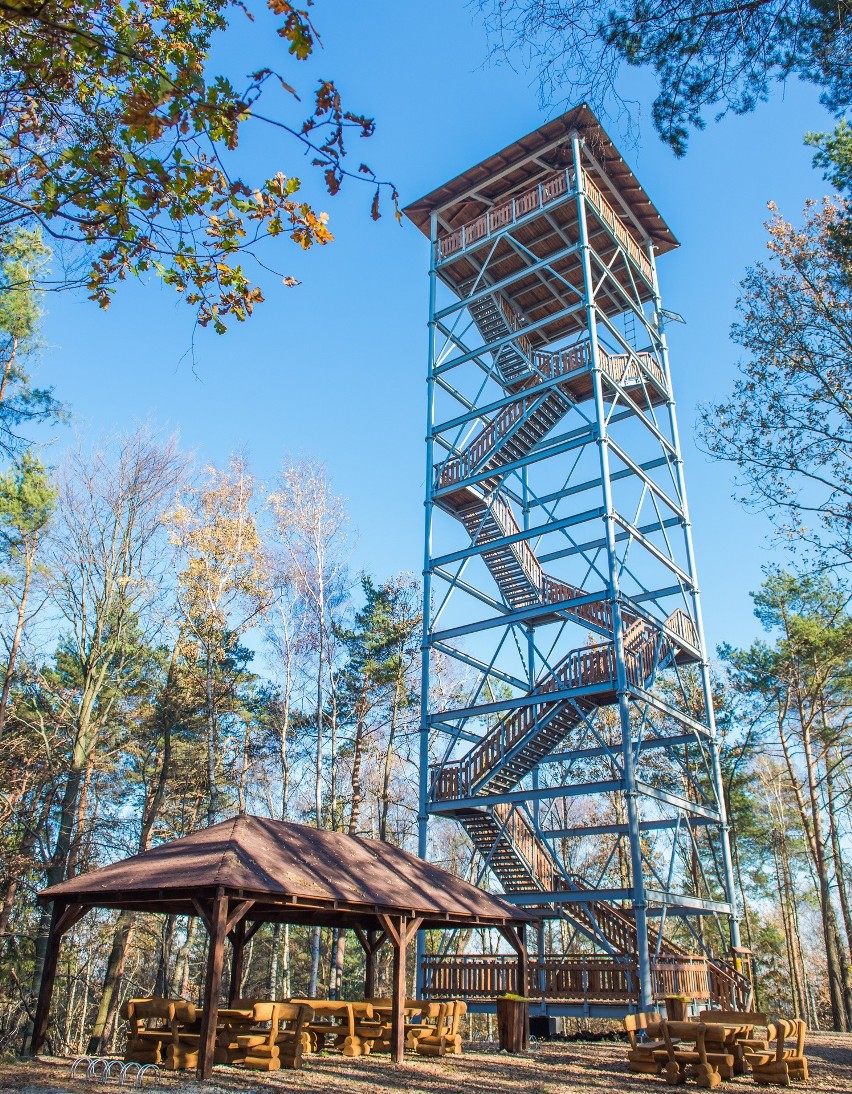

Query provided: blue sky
[33,1,837,656]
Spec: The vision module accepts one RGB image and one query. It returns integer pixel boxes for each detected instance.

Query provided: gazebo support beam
[197,890,253,1080]
[497,923,529,996]
[378,914,423,1063]
[29,900,90,1055]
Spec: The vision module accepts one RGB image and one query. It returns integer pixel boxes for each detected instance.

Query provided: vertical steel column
[416,212,440,994]
[572,133,653,1009]
[525,456,544,998]
[646,242,742,950]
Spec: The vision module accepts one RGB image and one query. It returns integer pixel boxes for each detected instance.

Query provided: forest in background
[0,0,852,1061]
[0,409,851,1051]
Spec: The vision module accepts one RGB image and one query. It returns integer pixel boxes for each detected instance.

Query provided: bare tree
[268,459,349,996]
[26,429,186,1027]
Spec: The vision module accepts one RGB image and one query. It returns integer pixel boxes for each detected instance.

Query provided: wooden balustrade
[531,341,592,379]
[495,293,534,360]
[707,959,752,1010]
[491,802,558,889]
[434,166,652,293]
[487,491,542,589]
[421,955,519,1000]
[429,641,615,801]
[581,175,654,283]
[428,608,700,804]
[436,339,667,492]
[436,171,575,260]
[438,398,528,488]
[666,608,699,649]
[600,350,666,392]
[540,575,613,631]
[421,953,720,1004]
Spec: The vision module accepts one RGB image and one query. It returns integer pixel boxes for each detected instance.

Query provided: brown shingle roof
[404,102,678,254]
[40,814,532,928]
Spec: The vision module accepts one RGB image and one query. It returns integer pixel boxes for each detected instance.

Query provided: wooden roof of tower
[404,102,678,254]
[39,814,534,929]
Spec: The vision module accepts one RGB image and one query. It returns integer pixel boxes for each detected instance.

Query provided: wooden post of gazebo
[197,890,228,1080]
[194,889,255,1080]
[379,914,422,1062]
[29,900,89,1055]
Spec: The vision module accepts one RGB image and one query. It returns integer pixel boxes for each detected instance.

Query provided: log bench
[743,1019,808,1086]
[415,998,467,1056]
[699,1009,770,1074]
[289,999,376,1057]
[361,998,449,1052]
[120,997,199,1069]
[623,1010,667,1074]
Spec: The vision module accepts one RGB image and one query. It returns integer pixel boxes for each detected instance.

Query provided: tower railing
[436,342,666,492]
[435,166,654,285]
[420,953,723,1004]
[437,169,574,260]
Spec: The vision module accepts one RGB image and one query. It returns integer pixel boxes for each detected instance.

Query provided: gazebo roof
[40,814,533,929]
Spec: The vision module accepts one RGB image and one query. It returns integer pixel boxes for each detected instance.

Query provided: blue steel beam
[415,121,743,1001]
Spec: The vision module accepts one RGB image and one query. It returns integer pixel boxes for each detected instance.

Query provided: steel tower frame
[405,108,743,1012]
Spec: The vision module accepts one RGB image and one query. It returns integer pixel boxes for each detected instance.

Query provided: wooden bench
[624,1010,666,1074]
[415,998,467,1056]
[743,1019,808,1086]
[214,1002,256,1065]
[232,1002,314,1071]
[120,997,199,1069]
[290,999,376,1057]
[360,998,448,1052]
[656,1020,735,1089]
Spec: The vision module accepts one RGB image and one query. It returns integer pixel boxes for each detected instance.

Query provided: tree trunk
[173,917,201,999]
[308,927,321,997]
[801,719,849,1030]
[205,647,220,826]
[155,916,177,997]
[826,750,852,1022]
[87,912,136,1053]
[379,686,401,842]
[0,547,33,739]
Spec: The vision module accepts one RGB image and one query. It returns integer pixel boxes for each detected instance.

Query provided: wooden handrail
[435,167,653,288]
[420,953,722,1003]
[436,169,574,261]
[581,173,654,283]
[430,608,699,803]
[491,801,559,890]
[437,340,666,491]
[430,641,615,801]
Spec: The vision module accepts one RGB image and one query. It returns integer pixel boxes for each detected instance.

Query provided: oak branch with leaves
[0,0,398,331]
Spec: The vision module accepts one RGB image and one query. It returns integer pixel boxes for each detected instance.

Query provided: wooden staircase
[433,281,709,962]
[457,801,685,957]
[464,284,535,389]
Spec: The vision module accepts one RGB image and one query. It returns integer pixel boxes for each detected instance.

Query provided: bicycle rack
[69,1057,161,1086]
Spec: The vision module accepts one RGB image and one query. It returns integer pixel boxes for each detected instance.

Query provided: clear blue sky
[33,1,837,655]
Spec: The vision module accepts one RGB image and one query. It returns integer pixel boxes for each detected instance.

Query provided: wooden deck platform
[421,954,743,1013]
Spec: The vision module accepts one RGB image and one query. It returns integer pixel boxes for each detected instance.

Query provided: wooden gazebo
[32,814,533,1077]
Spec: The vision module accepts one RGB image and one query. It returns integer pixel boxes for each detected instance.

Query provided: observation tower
[404,106,751,1015]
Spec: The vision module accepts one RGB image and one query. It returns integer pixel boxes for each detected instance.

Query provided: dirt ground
[1,1033,849,1094]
